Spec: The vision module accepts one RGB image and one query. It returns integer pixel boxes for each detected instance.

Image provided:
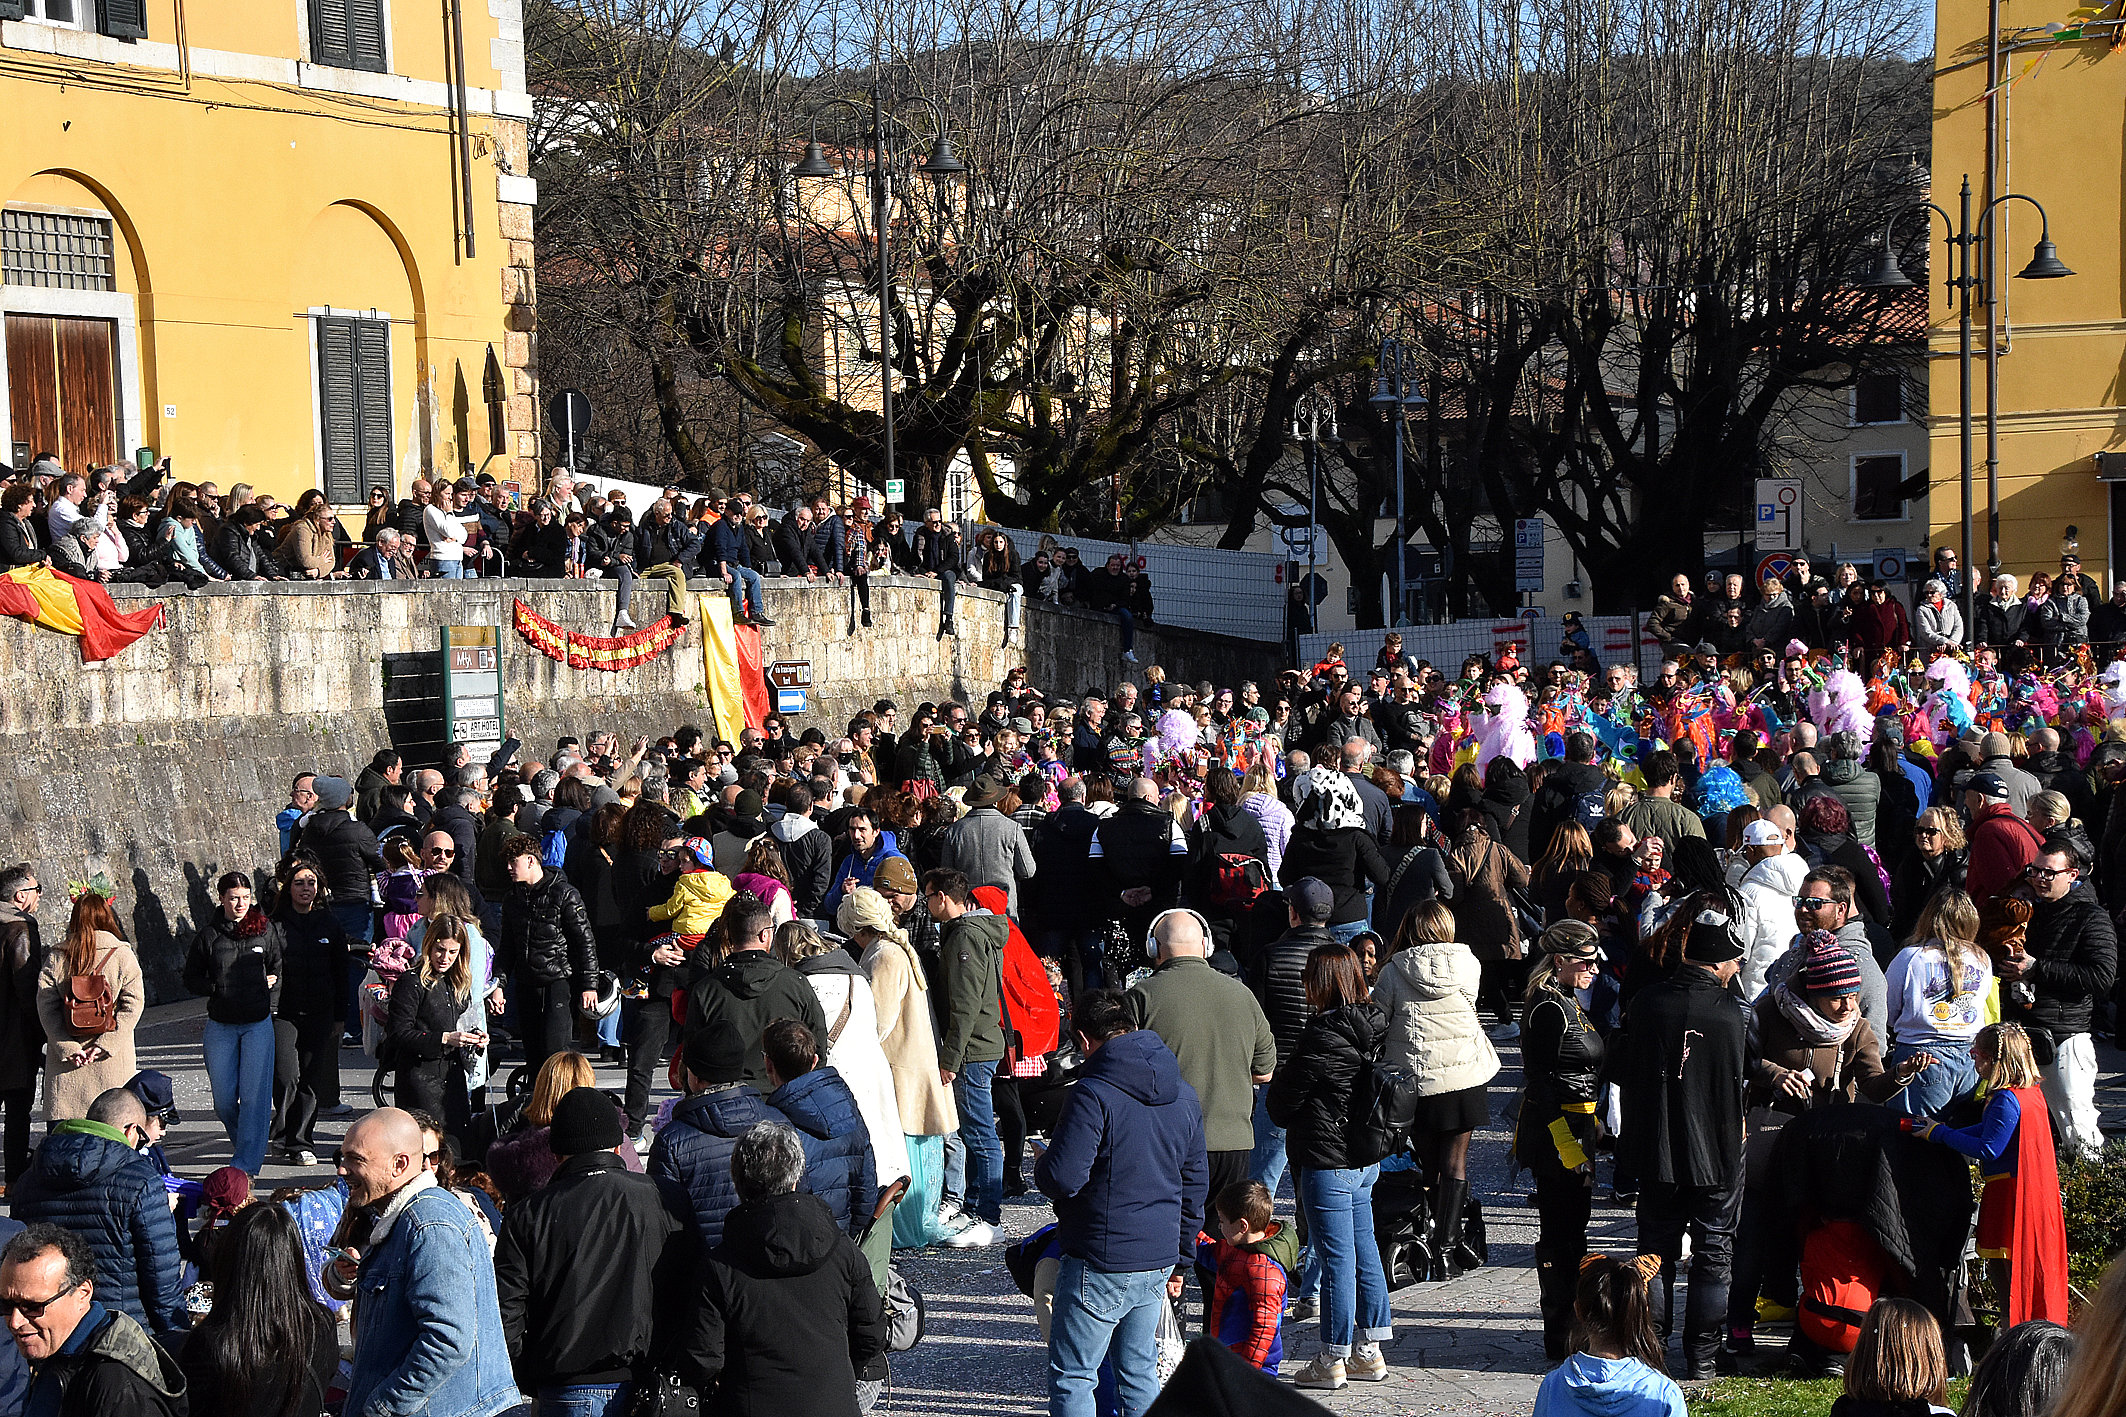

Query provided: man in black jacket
[1244,877,1334,1197]
[633,499,693,629]
[771,504,817,579]
[1071,697,1109,776]
[494,1087,690,1410]
[1620,910,1749,1378]
[1030,779,1104,994]
[2025,727,2096,826]
[499,834,601,1075]
[684,894,825,1091]
[297,775,382,949]
[2007,840,2118,1160]
[1530,733,1608,862]
[1089,778,1190,945]
[910,508,962,635]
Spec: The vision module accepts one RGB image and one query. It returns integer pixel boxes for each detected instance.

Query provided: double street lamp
[1863,175,2072,632]
[1371,335,1427,626]
[790,86,966,509]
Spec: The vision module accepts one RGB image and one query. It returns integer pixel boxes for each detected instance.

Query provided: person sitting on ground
[1534,1254,1685,1417]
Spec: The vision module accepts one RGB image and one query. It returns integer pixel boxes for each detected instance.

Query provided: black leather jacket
[499,869,600,988]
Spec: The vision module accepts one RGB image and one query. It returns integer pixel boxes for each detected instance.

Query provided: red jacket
[1966,804,2045,907]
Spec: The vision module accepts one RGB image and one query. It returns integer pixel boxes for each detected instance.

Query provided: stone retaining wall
[4,574,1276,997]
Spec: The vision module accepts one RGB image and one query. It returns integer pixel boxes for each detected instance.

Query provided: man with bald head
[8,1088,182,1337]
[1127,910,1276,1213]
[331,1109,519,1417]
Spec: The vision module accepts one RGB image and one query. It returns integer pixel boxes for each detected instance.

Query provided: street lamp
[1863,175,2072,632]
[1371,335,1427,626]
[1290,397,1337,649]
[790,85,967,511]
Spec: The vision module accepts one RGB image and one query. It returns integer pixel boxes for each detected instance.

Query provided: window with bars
[1,210,116,291]
[316,316,394,503]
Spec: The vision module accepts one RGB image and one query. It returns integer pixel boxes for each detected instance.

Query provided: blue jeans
[1301,1164,1393,1357]
[537,1383,632,1417]
[203,1018,277,1173]
[1327,920,1369,946]
[434,557,469,578]
[1114,606,1135,653]
[1048,1258,1167,1417]
[1248,1086,1288,1198]
[1886,1040,1979,1118]
[944,1058,1002,1224]
[727,564,765,618]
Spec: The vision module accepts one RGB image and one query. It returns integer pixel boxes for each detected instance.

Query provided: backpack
[1203,853,1269,913]
[1347,1033,1421,1166]
[998,921,1060,1065]
[538,825,569,870]
[1570,788,1607,832]
[66,949,118,1037]
[883,1266,926,1352]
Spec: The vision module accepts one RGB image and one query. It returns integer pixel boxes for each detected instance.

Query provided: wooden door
[5,313,115,469]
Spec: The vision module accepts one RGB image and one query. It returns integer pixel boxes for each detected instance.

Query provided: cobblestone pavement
[126,1000,2126,1417]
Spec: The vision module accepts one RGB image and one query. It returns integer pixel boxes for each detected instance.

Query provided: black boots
[1428,1177,1471,1282]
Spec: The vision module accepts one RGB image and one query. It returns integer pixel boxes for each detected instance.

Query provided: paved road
[123,1000,2126,1417]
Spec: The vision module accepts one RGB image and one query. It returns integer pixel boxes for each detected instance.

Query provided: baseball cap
[1964,771,2011,802]
[1741,819,1784,847]
[1289,877,1335,923]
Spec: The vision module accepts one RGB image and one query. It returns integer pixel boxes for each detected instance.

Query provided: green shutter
[0,0,26,23]
[96,0,146,39]
[310,0,352,67]
[348,0,387,72]
[317,318,362,503]
[354,319,394,497]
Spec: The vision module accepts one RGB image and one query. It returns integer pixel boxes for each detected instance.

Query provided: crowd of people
[0,460,1159,655]
[0,548,2125,1417]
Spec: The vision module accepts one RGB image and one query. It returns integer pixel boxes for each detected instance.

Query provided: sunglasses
[0,1282,83,1319]
[428,847,457,858]
[1794,896,1836,910]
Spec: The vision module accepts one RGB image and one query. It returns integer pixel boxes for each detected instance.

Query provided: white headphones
[1144,908,1216,958]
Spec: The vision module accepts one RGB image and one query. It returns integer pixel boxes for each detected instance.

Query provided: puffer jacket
[1822,759,1881,847]
[1249,925,1331,1065]
[1734,853,1808,999]
[766,1067,877,1238]
[1891,848,1967,944]
[649,1086,774,1250]
[499,868,599,989]
[769,815,833,918]
[273,904,349,1022]
[2010,880,2119,1038]
[297,808,383,905]
[182,908,285,1025]
[9,1120,183,1334]
[1369,941,1499,1097]
[1265,1001,1388,1171]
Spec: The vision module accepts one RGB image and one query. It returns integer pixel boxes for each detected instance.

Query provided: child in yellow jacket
[649,838,737,936]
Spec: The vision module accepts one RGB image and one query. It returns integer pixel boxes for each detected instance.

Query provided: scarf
[1772,979,1858,1049]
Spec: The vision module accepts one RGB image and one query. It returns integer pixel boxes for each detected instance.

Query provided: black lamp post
[791,86,965,510]
[1370,335,1427,626]
[1863,175,2072,632]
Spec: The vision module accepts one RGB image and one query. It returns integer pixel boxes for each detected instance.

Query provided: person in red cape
[1904,1021,2068,1326]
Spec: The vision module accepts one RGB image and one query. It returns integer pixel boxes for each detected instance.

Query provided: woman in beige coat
[838,885,957,1247]
[36,886,146,1121]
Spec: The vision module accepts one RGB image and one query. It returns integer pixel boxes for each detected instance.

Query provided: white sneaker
[613,612,639,632]
[1292,1356,1346,1390]
[293,1149,318,1167]
[935,1199,965,1228]
[940,1219,995,1248]
[1121,649,1139,664]
[1348,1344,1389,1382]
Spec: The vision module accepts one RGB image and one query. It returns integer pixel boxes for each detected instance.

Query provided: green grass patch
[1691,1376,1968,1417]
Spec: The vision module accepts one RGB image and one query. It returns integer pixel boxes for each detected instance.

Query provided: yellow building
[0,0,538,505]
[1929,2,2126,591]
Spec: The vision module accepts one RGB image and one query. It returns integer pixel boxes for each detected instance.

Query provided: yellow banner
[699,596,746,745]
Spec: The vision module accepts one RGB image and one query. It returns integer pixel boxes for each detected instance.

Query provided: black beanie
[548,1087,624,1155]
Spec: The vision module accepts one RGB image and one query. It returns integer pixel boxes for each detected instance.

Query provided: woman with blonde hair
[1907,1023,2068,1326]
[486,1049,644,1200]
[838,885,956,1247]
[1371,899,1498,1281]
[1239,759,1294,877]
[1882,888,1990,1117]
[384,913,480,1131]
[775,918,909,1286]
[36,880,146,1124]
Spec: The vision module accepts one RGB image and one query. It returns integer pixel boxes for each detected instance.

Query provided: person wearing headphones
[1127,910,1276,1211]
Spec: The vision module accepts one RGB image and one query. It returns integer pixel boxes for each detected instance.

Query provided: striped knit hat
[1799,937,1862,995]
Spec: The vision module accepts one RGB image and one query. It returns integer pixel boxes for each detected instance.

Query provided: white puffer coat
[1735,852,1809,999]
[1370,941,1500,1098]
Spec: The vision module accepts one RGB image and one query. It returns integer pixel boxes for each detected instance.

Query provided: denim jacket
[345,1182,522,1417]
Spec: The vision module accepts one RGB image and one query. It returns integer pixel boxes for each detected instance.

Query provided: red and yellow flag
[0,566,163,662]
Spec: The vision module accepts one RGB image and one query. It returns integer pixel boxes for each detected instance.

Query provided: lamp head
[791,141,837,179]
[2017,237,2073,280]
[917,135,965,176]
[1859,247,1913,289]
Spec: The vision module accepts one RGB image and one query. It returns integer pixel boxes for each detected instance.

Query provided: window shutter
[310,0,352,67]
[354,319,393,497]
[316,318,362,504]
[96,0,147,39]
[347,0,387,72]
[0,0,26,23]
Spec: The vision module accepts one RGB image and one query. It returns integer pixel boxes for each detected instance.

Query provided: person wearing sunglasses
[2,1221,186,1416]
[1762,864,1887,1040]
[2003,842,2116,1161]
[10,1087,184,1340]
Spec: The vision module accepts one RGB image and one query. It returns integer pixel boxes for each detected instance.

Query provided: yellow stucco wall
[0,0,536,508]
[1930,2,2126,590]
